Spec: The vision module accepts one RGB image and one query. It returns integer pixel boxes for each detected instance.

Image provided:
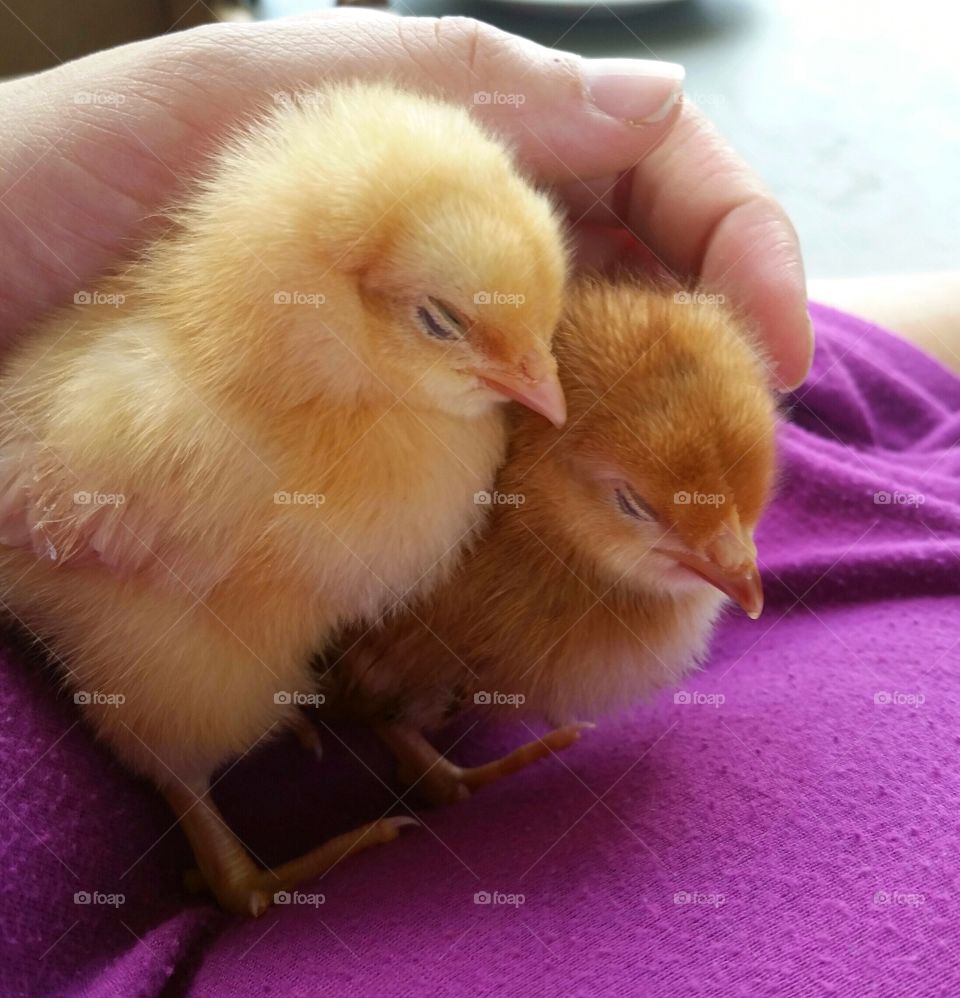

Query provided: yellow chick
[0,82,567,915]
[328,278,777,806]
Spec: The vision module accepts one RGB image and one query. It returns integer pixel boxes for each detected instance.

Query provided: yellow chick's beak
[660,517,764,619]
[476,353,567,428]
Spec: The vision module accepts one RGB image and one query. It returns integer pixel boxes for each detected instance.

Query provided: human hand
[0,10,811,388]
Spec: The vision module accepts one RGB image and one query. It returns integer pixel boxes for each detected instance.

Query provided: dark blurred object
[0,0,254,77]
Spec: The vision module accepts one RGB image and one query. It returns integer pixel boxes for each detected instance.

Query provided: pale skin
[10,10,950,913]
[809,272,960,375]
[0,9,812,387]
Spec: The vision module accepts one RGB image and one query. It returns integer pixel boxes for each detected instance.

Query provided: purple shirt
[2,303,958,996]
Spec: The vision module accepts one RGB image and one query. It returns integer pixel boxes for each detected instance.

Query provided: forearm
[809,272,960,374]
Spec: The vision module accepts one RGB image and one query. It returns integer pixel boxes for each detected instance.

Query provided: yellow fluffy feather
[0,81,567,914]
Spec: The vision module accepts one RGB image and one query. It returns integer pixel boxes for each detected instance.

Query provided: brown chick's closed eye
[0,81,569,916]
[328,279,777,806]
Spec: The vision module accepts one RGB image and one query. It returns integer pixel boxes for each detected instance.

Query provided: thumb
[376,16,686,183]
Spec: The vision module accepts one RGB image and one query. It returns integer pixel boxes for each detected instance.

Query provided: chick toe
[379,721,591,807]
[166,782,416,916]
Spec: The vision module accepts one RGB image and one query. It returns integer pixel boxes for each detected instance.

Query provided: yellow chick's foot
[165,781,417,917]
[377,721,593,807]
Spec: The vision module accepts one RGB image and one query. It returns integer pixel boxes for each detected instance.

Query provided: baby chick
[329,279,777,805]
[0,82,567,915]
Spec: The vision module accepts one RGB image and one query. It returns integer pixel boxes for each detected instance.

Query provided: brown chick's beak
[661,521,764,619]
[478,366,567,428]
[681,555,764,620]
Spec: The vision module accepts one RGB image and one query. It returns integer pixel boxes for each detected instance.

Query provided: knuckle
[432,16,493,75]
[431,16,582,104]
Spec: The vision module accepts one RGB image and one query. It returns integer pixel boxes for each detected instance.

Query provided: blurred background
[0,0,957,280]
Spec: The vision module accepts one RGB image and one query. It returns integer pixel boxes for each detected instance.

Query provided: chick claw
[378,721,592,807]
[166,781,416,917]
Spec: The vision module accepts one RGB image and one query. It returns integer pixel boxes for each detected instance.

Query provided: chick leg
[165,780,415,917]
[377,721,591,807]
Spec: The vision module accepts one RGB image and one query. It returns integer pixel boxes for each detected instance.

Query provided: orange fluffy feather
[330,278,778,727]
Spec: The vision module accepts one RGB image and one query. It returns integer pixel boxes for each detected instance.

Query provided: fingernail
[582,58,685,125]
[778,314,816,392]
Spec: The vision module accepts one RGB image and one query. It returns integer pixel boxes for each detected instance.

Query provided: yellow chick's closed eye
[0,81,568,916]
[328,278,777,807]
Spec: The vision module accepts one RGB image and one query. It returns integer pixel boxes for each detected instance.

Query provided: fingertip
[758,301,815,392]
[740,281,813,392]
[458,27,685,181]
[700,197,812,391]
[777,312,815,391]
[579,57,685,126]
[750,271,814,391]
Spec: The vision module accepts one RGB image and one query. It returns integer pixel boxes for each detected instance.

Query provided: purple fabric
[2,303,959,997]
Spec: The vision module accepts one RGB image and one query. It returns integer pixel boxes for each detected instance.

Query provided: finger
[570,222,672,280]
[621,103,812,389]
[1,14,685,339]
[553,173,625,227]
[402,23,686,181]
[562,159,812,389]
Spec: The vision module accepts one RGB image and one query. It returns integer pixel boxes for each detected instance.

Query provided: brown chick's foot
[164,781,416,917]
[377,721,592,807]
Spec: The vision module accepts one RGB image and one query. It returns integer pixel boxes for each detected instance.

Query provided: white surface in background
[260,0,959,277]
